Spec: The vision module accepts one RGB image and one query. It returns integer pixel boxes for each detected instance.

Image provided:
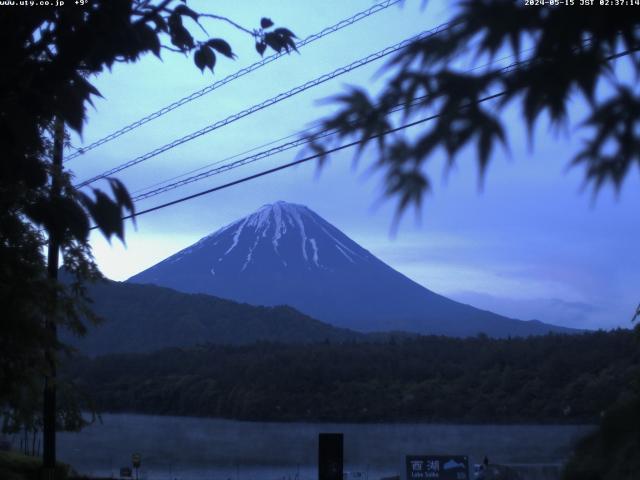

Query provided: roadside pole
[42,117,64,480]
[132,453,142,480]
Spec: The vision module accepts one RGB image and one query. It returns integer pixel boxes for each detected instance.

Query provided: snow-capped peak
[159,201,373,274]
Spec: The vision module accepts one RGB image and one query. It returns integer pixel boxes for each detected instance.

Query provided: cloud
[449,291,614,330]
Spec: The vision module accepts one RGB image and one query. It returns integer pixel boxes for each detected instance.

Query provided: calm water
[56,413,594,480]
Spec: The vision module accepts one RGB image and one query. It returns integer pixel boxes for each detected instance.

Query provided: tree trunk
[42,118,64,478]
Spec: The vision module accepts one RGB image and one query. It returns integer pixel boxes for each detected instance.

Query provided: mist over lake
[57,413,594,480]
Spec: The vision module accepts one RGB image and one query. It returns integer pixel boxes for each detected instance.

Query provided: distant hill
[63,280,361,356]
[129,201,577,337]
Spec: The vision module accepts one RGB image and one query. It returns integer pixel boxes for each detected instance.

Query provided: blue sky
[67,0,640,331]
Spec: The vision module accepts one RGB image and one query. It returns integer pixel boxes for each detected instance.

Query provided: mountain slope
[63,280,361,356]
[128,201,575,337]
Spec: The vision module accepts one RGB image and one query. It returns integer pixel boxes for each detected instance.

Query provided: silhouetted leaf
[135,23,161,57]
[274,27,297,39]
[151,14,168,33]
[81,189,124,241]
[174,4,199,22]
[264,28,298,54]
[206,38,235,59]
[260,17,274,29]
[194,45,216,72]
[572,86,640,191]
[194,48,206,71]
[168,12,194,51]
[264,33,280,52]
[107,178,136,225]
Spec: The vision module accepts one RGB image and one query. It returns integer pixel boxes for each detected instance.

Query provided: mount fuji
[128,201,574,337]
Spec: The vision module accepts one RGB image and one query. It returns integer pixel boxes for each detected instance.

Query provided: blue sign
[406,455,469,480]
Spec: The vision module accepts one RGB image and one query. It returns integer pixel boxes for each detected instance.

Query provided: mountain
[63,280,361,356]
[128,201,576,337]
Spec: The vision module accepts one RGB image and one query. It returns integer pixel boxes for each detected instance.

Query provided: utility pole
[42,117,64,480]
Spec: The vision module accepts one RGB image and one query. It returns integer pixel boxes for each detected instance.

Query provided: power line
[65,0,403,162]
[91,91,505,228]
[131,95,434,202]
[130,129,304,196]
[130,48,534,203]
[93,44,638,224]
[131,129,335,202]
[75,22,455,188]
[128,39,604,202]
[87,45,639,226]
[131,95,432,199]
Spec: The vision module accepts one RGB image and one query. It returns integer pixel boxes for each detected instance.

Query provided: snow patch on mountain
[206,201,367,271]
[242,236,261,272]
[225,218,248,256]
[309,238,320,267]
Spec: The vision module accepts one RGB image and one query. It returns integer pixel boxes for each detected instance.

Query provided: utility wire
[65,0,403,162]
[90,91,505,228]
[131,95,433,202]
[127,39,605,202]
[130,129,304,196]
[75,22,455,189]
[85,45,639,226]
[131,47,533,202]
[131,130,334,202]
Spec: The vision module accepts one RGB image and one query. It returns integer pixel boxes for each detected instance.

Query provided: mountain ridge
[62,279,363,356]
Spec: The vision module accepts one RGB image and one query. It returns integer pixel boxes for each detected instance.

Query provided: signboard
[132,453,141,468]
[120,467,132,478]
[406,455,469,480]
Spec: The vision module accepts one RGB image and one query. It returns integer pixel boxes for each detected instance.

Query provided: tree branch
[133,0,173,25]
[161,45,186,54]
[198,13,255,37]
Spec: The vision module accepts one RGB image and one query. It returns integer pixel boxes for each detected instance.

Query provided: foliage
[563,396,640,480]
[561,325,640,480]
[0,451,71,480]
[309,1,640,215]
[63,329,639,424]
[0,0,296,433]
[2,376,98,455]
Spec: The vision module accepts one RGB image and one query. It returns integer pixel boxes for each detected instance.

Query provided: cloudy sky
[67,0,640,331]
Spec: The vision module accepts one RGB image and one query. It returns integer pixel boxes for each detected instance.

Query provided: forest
[64,329,639,424]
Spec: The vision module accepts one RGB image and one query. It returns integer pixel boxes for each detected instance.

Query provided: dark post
[318,433,343,480]
[42,118,64,479]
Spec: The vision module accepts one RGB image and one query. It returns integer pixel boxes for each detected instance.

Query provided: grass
[0,450,71,480]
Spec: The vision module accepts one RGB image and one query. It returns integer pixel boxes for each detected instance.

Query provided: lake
[57,413,594,480]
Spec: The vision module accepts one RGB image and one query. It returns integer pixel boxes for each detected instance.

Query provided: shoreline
[79,409,601,427]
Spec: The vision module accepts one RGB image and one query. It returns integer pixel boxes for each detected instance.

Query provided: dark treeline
[64,329,639,424]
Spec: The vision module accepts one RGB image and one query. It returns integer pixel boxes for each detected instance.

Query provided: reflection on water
[57,413,594,480]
